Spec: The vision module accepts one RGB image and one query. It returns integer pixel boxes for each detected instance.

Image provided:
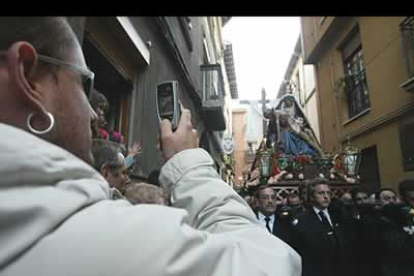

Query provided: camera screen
[159,95,173,117]
[158,83,174,119]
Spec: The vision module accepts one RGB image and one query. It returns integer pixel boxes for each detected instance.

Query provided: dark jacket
[353,204,382,276]
[377,204,414,276]
[255,207,295,245]
[290,206,358,276]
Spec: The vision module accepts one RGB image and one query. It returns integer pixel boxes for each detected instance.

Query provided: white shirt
[313,207,333,227]
[258,212,275,233]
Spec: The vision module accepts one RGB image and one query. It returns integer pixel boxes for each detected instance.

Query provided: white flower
[298,173,304,180]
[275,170,287,180]
[330,174,335,180]
[319,173,325,178]
[286,174,293,180]
[346,177,356,184]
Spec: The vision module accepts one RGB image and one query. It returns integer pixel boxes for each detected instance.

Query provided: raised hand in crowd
[128,141,141,158]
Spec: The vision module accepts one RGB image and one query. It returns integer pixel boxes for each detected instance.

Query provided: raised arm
[157,108,301,276]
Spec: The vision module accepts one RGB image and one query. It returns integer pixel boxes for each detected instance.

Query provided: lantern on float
[343,137,361,177]
[259,149,272,179]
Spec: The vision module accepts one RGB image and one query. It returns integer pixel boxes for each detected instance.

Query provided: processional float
[238,94,361,198]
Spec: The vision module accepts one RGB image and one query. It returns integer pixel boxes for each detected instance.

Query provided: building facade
[301,16,414,191]
[232,99,277,186]
[232,106,248,186]
[68,17,237,182]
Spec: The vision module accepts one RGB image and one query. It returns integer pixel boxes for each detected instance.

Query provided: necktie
[318,211,333,231]
[265,216,272,233]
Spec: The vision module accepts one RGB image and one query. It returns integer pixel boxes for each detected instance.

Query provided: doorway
[82,36,133,142]
[359,145,381,193]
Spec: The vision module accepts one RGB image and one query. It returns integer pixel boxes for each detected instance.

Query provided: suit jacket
[378,211,414,276]
[255,208,295,245]
[290,206,358,276]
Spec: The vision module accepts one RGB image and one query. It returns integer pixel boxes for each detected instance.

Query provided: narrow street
[0,16,413,276]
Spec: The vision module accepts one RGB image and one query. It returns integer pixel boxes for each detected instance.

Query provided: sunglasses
[0,51,94,100]
[37,54,95,100]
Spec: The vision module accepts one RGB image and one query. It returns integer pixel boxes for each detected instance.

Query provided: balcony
[201,64,226,131]
[343,71,371,119]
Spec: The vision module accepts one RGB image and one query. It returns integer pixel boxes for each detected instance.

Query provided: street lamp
[258,149,271,181]
[343,137,361,177]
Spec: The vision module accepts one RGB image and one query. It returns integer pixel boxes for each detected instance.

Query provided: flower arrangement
[234,141,361,197]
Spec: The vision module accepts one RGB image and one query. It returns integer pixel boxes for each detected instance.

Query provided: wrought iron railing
[344,70,370,118]
[269,182,355,202]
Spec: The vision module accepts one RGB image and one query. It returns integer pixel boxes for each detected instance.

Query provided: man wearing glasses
[290,180,358,276]
[0,17,300,276]
[0,17,95,164]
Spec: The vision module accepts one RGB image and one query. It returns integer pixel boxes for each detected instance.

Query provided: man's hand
[160,109,198,161]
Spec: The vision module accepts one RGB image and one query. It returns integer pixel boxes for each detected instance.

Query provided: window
[399,17,414,92]
[247,142,254,153]
[340,26,370,118]
[83,35,133,142]
[245,141,257,163]
[202,36,211,64]
[399,120,414,171]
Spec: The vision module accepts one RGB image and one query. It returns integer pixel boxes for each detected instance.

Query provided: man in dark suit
[290,180,357,276]
[254,185,294,245]
[376,180,414,276]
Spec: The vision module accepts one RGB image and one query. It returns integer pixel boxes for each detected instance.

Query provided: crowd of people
[89,88,165,204]
[0,17,300,276]
[1,16,413,276]
[246,178,414,276]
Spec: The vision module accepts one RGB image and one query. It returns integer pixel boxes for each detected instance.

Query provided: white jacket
[0,123,301,276]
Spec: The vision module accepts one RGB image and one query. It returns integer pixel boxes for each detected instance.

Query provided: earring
[26,112,55,135]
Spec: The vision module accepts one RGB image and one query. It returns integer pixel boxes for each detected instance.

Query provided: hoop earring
[26,112,55,135]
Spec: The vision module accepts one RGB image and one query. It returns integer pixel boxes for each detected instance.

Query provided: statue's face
[284,98,294,107]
